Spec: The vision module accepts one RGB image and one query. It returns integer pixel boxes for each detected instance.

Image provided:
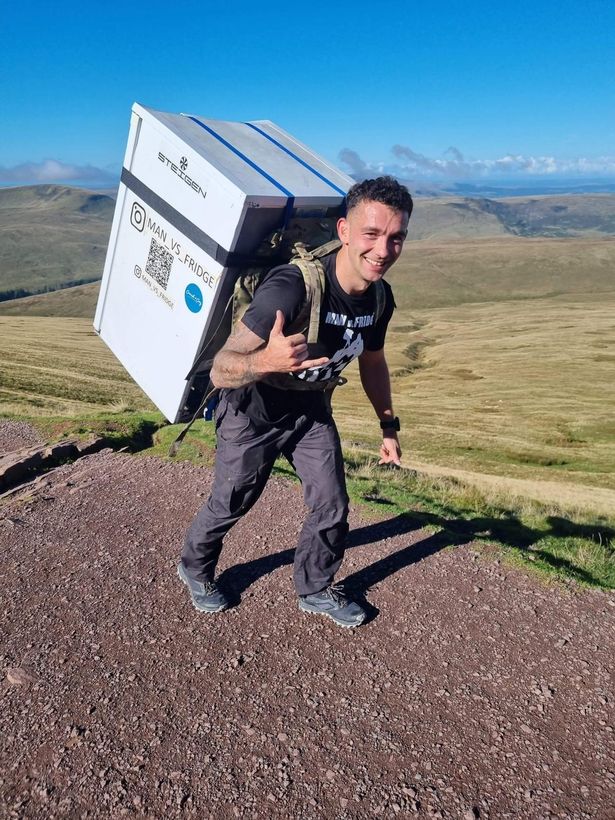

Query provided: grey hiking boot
[177,562,229,613]
[299,584,366,628]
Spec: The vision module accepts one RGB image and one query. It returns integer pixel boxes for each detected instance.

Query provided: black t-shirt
[225,251,395,425]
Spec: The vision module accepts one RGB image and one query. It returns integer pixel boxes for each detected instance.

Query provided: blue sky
[2,0,614,187]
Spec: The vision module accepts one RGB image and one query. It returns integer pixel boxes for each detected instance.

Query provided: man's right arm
[210,310,329,389]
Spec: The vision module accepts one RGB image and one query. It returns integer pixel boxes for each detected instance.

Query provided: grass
[0,316,155,416]
[339,452,615,590]
[388,235,615,310]
[333,291,615,498]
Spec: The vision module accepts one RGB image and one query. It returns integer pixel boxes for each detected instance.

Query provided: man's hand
[262,310,329,374]
[379,432,402,467]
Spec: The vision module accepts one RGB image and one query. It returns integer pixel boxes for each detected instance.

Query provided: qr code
[145,237,173,289]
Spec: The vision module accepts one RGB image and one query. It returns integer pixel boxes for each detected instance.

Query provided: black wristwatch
[380,416,400,432]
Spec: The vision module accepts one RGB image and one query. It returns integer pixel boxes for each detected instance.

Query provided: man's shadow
[218,509,614,617]
[218,513,428,613]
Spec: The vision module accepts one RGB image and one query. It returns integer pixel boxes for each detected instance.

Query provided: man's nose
[374,234,389,258]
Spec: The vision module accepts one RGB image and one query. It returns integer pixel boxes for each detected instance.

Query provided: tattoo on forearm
[212,351,260,388]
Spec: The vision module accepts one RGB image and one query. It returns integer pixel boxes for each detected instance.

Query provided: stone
[6,668,37,686]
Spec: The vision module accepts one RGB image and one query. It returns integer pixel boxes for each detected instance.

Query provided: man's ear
[337,216,349,244]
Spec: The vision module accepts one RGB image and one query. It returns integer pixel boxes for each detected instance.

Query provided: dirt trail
[1,425,614,818]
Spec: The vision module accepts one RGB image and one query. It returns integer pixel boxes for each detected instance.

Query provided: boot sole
[298,601,365,628]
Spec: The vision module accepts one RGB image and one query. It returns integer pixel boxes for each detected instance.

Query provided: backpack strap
[289,239,340,343]
[310,238,342,259]
[168,383,219,457]
[373,279,386,324]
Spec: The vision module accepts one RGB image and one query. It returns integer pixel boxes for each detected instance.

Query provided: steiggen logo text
[158,152,207,199]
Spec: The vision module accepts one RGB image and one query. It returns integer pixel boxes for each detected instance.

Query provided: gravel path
[0,442,614,818]
[0,421,44,454]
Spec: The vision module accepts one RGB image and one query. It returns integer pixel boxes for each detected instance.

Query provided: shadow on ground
[218,510,614,609]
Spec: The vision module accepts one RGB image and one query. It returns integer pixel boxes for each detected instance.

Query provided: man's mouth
[364,255,387,268]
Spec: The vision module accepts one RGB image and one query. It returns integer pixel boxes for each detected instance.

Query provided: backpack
[169,224,386,455]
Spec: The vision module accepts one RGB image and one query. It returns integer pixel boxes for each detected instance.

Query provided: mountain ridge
[1,184,615,303]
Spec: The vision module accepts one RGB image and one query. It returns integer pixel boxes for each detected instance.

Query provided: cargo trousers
[181,390,350,596]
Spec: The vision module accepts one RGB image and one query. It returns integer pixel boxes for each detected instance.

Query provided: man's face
[336,200,409,292]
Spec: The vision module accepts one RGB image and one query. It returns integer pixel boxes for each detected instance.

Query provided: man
[178,176,412,627]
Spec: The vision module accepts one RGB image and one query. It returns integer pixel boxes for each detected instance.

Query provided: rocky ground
[0,423,614,818]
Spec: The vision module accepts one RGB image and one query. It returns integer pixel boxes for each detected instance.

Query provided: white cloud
[339,146,615,179]
[0,160,115,185]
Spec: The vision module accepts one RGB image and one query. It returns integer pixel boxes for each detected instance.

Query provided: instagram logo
[130,201,146,232]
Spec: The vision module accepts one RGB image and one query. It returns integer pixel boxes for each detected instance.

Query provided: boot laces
[326,584,348,606]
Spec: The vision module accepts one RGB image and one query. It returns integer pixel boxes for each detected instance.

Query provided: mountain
[408,194,615,240]
[1,185,615,315]
[0,185,114,299]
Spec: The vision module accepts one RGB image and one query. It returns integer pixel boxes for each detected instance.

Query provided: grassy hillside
[335,292,615,494]
[1,185,615,311]
[390,236,615,309]
[407,194,615,240]
[0,185,114,298]
[2,233,614,319]
[0,316,154,416]
[2,293,614,497]
[0,281,100,317]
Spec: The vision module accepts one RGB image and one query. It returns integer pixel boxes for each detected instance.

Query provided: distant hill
[3,234,614,317]
[408,194,615,240]
[389,235,615,310]
[0,185,114,299]
[0,281,100,317]
[1,184,615,316]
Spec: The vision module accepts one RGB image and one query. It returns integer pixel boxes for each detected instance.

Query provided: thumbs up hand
[262,310,330,373]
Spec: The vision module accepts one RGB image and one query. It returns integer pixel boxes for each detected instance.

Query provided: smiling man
[178,176,413,627]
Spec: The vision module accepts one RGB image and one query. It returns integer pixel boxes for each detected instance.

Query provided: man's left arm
[358,347,402,466]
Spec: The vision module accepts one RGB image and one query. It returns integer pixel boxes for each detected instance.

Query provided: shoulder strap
[168,384,219,457]
[289,239,340,343]
[373,279,386,324]
[310,238,342,259]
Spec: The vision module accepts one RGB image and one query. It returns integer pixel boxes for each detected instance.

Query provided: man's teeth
[365,256,385,266]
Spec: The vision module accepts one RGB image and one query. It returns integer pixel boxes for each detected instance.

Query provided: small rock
[6,667,37,686]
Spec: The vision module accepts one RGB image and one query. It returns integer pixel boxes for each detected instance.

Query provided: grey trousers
[181,392,349,596]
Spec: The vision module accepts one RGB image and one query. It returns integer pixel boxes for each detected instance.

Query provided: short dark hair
[345,176,413,218]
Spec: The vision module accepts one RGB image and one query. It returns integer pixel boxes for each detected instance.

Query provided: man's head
[336,176,413,294]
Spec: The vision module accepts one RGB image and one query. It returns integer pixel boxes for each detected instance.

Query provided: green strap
[168,384,219,457]
[290,239,340,343]
[291,243,326,344]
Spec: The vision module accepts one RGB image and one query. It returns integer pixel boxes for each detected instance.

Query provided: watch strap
[380,416,400,432]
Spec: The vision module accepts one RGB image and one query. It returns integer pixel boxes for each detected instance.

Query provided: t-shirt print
[292,322,369,384]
